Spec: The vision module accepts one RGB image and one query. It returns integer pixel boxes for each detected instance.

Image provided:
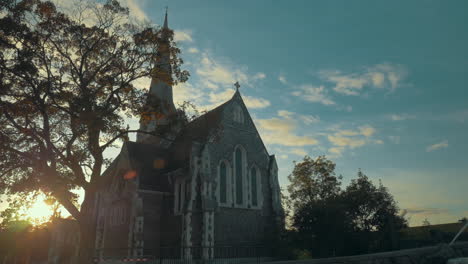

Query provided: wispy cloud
[405,207,450,216]
[388,113,416,121]
[426,140,448,152]
[256,111,318,147]
[196,52,249,90]
[202,89,270,110]
[327,125,381,157]
[288,148,308,156]
[243,95,270,108]
[122,0,148,21]
[277,110,320,125]
[187,47,199,54]
[319,63,408,96]
[278,74,288,84]
[292,85,335,105]
[174,30,194,43]
[253,72,266,80]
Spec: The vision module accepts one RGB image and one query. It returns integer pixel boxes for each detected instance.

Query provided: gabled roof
[170,98,232,167]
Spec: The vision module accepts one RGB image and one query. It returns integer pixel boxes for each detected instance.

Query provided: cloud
[196,52,249,90]
[278,74,288,84]
[319,63,408,96]
[256,111,318,147]
[173,82,204,106]
[278,110,320,125]
[203,89,270,110]
[328,147,345,156]
[243,95,270,109]
[187,47,199,54]
[426,140,448,152]
[292,85,335,105]
[174,30,193,43]
[253,72,266,80]
[359,125,376,137]
[328,135,366,148]
[289,148,308,156]
[122,0,148,21]
[405,207,450,216]
[326,125,381,157]
[388,113,416,121]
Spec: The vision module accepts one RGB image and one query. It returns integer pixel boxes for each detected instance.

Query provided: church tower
[137,10,176,143]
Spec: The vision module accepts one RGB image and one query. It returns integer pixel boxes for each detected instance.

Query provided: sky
[3,0,467,227]
[128,0,468,227]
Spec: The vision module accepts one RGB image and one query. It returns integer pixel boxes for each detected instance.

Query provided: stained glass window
[251,168,258,206]
[220,162,227,203]
[235,148,243,205]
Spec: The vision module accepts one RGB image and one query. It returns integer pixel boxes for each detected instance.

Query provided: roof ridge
[187,98,232,125]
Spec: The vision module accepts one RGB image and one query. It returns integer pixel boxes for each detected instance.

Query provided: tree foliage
[0,0,188,260]
[286,156,408,258]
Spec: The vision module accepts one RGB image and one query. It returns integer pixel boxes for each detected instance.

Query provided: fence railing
[93,246,273,264]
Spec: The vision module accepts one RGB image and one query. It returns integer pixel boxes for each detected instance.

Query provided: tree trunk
[78,221,95,264]
[77,191,97,264]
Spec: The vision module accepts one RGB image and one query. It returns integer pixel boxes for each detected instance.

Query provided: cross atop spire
[163,6,168,29]
[234,81,240,90]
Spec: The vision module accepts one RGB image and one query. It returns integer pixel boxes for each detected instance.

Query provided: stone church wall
[102,198,132,257]
[214,208,265,246]
[206,99,280,248]
[140,192,182,255]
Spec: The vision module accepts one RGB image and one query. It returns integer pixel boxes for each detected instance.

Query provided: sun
[26,196,54,224]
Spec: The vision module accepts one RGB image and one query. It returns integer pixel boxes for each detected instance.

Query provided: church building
[92,12,284,261]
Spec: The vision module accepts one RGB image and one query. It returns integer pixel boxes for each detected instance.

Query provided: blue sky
[123,0,468,227]
[4,0,466,226]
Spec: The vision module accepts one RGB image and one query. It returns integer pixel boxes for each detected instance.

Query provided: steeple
[137,10,176,143]
[163,7,168,29]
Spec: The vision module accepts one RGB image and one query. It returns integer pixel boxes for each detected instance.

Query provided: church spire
[163,7,168,29]
[137,10,176,143]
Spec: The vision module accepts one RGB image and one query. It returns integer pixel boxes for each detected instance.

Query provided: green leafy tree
[287,156,342,210]
[287,156,408,257]
[0,0,188,261]
[287,156,346,257]
[342,170,408,252]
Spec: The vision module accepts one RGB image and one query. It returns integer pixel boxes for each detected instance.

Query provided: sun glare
[19,194,54,225]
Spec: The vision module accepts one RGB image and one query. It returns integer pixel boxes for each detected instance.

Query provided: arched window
[219,162,227,204]
[233,105,244,123]
[217,160,231,206]
[251,167,258,207]
[235,147,244,205]
[249,166,262,208]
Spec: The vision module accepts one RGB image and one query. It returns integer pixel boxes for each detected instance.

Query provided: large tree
[0,0,188,261]
[286,156,408,257]
[342,170,408,252]
[287,156,347,257]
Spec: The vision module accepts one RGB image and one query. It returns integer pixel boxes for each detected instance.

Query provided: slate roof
[114,98,230,191]
[170,98,230,168]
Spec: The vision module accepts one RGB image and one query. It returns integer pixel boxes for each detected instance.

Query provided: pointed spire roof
[163,7,168,29]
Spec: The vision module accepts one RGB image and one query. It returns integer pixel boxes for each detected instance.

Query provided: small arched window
[234,146,247,206]
[233,105,244,123]
[251,167,258,207]
[219,162,227,204]
[250,166,262,208]
[218,160,231,206]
